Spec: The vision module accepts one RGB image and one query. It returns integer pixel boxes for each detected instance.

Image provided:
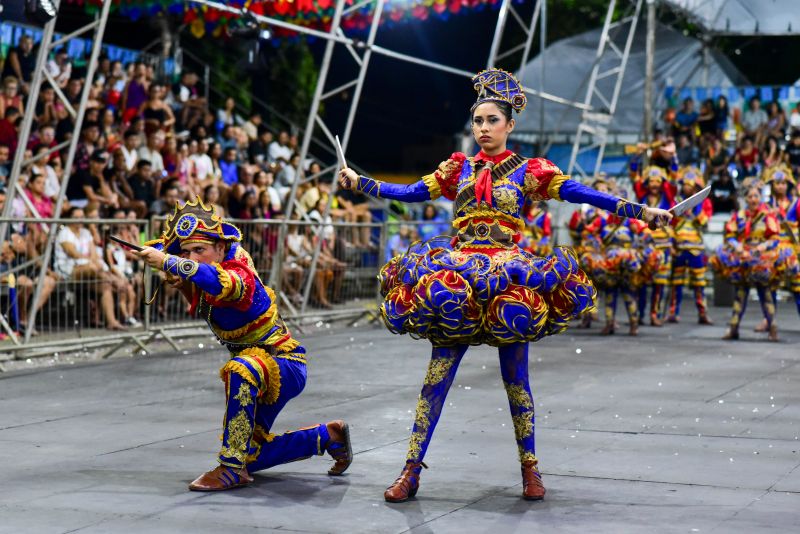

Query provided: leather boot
[768,324,779,342]
[325,420,353,475]
[754,319,768,333]
[188,465,253,491]
[521,460,546,501]
[600,323,615,335]
[628,321,639,336]
[384,461,426,503]
[650,314,663,327]
[722,326,739,340]
[698,314,713,325]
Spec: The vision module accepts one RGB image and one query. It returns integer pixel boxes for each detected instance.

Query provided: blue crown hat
[471,69,528,113]
[144,197,242,255]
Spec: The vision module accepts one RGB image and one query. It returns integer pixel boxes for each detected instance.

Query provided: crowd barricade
[1,212,742,361]
[0,217,152,353]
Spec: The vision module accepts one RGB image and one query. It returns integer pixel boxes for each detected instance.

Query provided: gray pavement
[1,303,799,534]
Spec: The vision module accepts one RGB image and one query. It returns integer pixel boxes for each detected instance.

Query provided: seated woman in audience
[202,183,226,217]
[735,136,760,178]
[765,101,786,142]
[762,136,783,168]
[105,209,140,326]
[139,83,175,131]
[308,198,346,307]
[54,207,125,331]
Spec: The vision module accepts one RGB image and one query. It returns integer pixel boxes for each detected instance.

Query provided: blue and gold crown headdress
[145,196,242,255]
[677,166,705,189]
[471,68,527,113]
[763,163,796,186]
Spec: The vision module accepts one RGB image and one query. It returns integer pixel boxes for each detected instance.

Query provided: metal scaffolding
[567,0,644,180]
[2,0,114,343]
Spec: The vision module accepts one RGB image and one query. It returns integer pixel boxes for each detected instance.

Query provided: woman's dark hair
[203,184,218,198]
[471,99,512,122]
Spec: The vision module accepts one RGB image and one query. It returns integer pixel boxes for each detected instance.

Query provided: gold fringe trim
[237,347,282,405]
[422,173,442,200]
[219,360,262,390]
[213,262,235,300]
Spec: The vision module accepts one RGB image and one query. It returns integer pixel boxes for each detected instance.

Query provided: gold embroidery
[523,172,541,198]
[407,431,426,461]
[424,357,456,385]
[512,411,534,439]
[438,158,462,178]
[452,206,525,232]
[518,448,539,465]
[493,187,519,213]
[234,382,253,407]
[414,397,432,431]
[504,383,533,409]
[219,409,253,464]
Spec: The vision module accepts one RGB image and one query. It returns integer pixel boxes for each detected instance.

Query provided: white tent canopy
[663,0,800,36]
[511,21,747,139]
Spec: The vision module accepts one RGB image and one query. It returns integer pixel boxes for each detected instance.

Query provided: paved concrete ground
[1,303,799,534]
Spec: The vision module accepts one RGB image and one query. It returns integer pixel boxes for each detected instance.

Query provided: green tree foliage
[267,40,320,126]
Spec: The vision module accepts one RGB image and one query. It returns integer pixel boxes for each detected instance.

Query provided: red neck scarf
[473,149,512,206]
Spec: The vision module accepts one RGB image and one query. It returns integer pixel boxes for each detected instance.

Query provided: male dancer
[137,198,352,490]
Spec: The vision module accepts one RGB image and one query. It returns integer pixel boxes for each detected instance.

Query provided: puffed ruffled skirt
[711,244,798,288]
[579,245,661,290]
[379,236,596,347]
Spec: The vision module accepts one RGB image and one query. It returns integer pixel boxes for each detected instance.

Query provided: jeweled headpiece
[145,196,241,255]
[642,165,667,185]
[763,163,796,186]
[471,69,527,113]
[677,166,705,189]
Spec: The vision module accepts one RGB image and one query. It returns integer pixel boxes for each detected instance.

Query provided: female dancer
[338,69,671,502]
[712,182,797,341]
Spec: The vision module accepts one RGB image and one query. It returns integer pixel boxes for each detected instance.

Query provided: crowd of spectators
[659,94,800,213]
[0,35,390,333]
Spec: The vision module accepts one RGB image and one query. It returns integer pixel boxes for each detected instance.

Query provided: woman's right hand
[338,168,358,191]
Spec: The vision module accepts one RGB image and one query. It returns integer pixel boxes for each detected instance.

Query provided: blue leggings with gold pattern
[406,342,537,465]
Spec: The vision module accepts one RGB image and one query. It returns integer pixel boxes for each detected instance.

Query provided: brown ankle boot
[384,461,426,503]
[650,314,663,327]
[768,324,779,342]
[698,314,713,325]
[722,327,739,340]
[188,465,253,491]
[325,420,353,475]
[521,460,546,500]
[600,323,615,335]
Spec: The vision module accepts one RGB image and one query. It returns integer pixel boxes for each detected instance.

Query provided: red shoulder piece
[525,158,562,200]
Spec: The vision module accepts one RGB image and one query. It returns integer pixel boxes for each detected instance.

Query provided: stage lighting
[259,29,271,40]
[25,0,58,25]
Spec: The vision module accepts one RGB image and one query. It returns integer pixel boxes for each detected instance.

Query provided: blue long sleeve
[163,255,225,295]
[559,180,622,212]
[356,176,433,203]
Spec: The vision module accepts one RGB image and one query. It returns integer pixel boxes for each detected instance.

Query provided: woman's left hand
[643,206,673,228]
[136,246,166,270]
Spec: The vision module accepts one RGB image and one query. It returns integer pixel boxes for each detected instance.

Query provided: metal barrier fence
[0,211,738,362]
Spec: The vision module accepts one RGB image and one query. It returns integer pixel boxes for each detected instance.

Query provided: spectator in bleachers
[336,180,374,247]
[0,143,12,181]
[65,78,83,107]
[734,136,760,178]
[277,152,299,197]
[191,138,214,184]
[119,129,140,172]
[127,159,156,211]
[140,83,175,131]
[138,129,165,182]
[0,232,56,335]
[220,146,239,187]
[0,107,20,154]
[107,149,146,217]
[674,97,698,139]
[248,126,273,165]
[202,183,225,217]
[765,101,786,141]
[30,124,56,155]
[54,207,125,331]
[150,184,180,216]
[73,121,100,174]
[385,224,412,263]
[1,35,35,93]
[788,102,800,134]
[35,84,63,126]
[710,170,737,213]
[100,107,120,149]
[67,150,118,210]
[46,50,72,89]
[714,95,731,137]
[742,96,768,145]
[697,98,716,139]
[172,70,206,131]
[121,62,150,123]
[762,136,783,168]
[24,170,54,219]
[104,210,140,327]
[216,96,236,133]
[785,130,800,175]
[676,133,699,166]
[1,76,25,118]
[30,145,60,199]
[269,130,293,165]
[242,111,262,142]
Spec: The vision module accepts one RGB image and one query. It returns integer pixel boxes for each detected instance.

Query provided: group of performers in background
[564,155,800,342]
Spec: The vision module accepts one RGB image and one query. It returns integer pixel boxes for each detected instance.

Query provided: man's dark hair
[136,159,152,169]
